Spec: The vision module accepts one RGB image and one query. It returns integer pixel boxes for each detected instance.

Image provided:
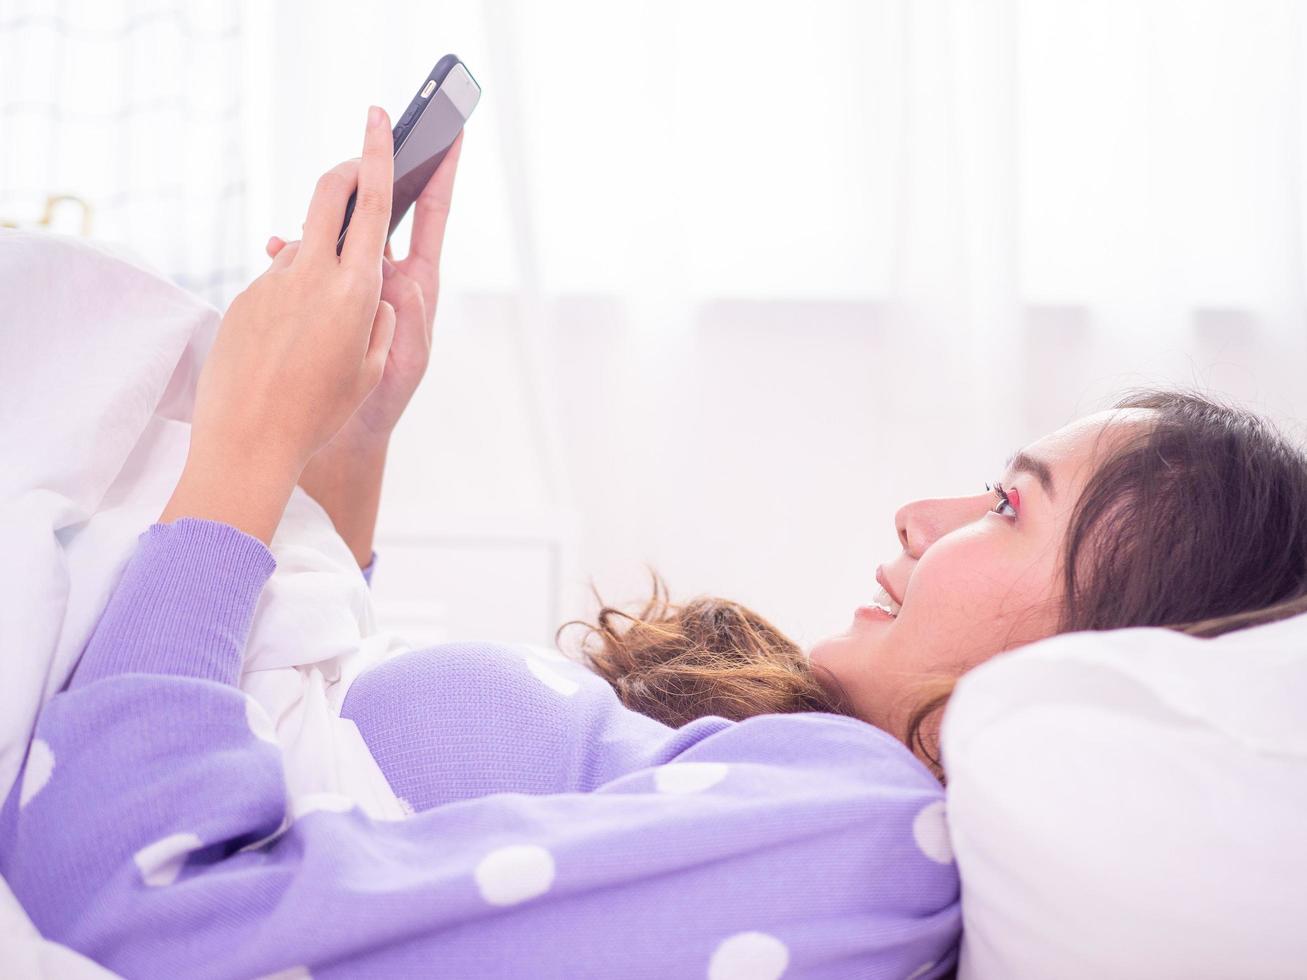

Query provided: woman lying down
[4,106,1307,980]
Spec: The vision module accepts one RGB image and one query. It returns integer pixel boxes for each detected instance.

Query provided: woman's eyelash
[985,481,1018,517]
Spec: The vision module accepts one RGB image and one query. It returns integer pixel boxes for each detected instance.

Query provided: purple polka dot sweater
[0,518,959,979]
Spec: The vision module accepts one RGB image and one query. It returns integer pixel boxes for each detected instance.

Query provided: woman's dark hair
[556,386,1307,777]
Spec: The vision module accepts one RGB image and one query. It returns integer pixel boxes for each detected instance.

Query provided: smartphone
[336,54,481,254]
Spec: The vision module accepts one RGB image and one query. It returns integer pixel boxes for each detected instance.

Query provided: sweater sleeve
[0,519,959,980]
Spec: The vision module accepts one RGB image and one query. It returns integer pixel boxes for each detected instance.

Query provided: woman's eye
[986,482,1019,518]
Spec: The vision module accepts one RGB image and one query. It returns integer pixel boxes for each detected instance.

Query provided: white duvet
[0,229,412,974]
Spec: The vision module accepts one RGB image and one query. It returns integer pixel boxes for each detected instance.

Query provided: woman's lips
[854,604,895,623]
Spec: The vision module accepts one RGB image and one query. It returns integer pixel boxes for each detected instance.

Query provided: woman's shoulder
[340,639,613,720]
[361,639,600,688]
[342,641,942,801]
[685,709,944,795]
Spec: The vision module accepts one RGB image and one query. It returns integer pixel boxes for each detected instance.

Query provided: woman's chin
[806,634,885,725]
[807,632,864,671]
[808,607,892,663]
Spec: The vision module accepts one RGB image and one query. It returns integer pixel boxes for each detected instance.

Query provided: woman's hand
[159,106,398,544]
[267,128,464,442]
[267,129,466,566]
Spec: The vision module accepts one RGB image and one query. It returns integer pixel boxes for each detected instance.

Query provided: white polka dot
[653,761,730,795]
[290,793,356,820]
[708,931,790,980]
[519,643,570,663]
[906,961,936,980]
[254,967,312,980]
[134,831,203,887]
[245,697,279,745]
[524,656,581,697]
[19,739,54,809]
[238,816,292,854]
[474,844,555,906]
[912,800,954,864]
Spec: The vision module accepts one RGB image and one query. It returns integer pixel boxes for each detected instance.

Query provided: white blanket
[0,228,412,972]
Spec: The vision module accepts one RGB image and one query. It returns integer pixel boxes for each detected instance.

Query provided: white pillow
[941,613,1307,979]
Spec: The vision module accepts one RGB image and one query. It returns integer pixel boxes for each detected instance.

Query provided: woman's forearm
[296,433,389,568]
[158,104,398,549]
[159,436,301,545]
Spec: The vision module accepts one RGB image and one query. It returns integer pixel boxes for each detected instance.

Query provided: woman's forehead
[1032,408,1156,461]
[1020,408,1157,500]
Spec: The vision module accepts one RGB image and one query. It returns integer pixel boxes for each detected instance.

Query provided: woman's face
[807,409,1154,742]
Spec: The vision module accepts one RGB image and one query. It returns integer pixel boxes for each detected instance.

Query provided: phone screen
[336,58,479,253]
[387,85,465,239]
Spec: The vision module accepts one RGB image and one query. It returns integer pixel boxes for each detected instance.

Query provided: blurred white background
[4,0,1307,652]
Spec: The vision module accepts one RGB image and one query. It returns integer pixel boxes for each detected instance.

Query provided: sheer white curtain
[256,0,1307,646]
[0,0,249,306]
[487,1,1307,642]
[11,0,1305,645]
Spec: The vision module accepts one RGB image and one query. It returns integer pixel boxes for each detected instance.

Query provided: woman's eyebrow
[1005,449,1058,500]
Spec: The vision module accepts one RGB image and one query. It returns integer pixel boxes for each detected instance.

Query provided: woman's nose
[894,493,993,558]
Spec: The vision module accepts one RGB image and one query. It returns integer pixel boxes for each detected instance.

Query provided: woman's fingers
[363,299,397,387]
[341,105,395,268]
[407,128,465,270]
[299,158,361,265]
[267,237,300,269]
[269,237,300,266]
[381,258,424,323]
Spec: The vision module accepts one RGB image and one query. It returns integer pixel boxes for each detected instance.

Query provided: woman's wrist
[159,435,302,545]
[325,423,392,460]
[297,427,389,567]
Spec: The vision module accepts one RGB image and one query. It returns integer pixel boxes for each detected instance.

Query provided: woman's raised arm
[274,130,466,568]
[160,105,398,544]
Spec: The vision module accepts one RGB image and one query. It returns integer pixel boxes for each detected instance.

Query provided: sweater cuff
[70,517,277,689]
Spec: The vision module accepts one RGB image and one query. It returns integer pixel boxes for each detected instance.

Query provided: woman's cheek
[899,580,1003,672]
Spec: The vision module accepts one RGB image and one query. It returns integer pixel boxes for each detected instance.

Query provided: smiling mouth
[866,584,900,618]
